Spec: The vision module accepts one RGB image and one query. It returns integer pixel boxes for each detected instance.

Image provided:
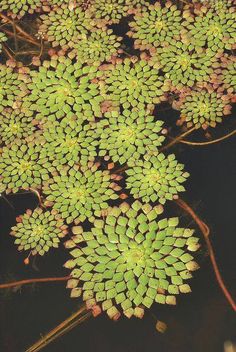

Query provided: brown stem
[160,127,196,152]
[0,13,40,46]
[114,164,128,174]
[2,43,14,60]
[179,129,236,146]
[1,28,41,47]
[175,198,236,312]
[0,276,71,289]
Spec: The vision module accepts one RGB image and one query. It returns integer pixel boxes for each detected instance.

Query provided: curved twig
[176,198,236,312]
[179,129,236,146]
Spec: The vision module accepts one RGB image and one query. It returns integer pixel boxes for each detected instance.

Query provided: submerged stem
[26,305,91,352]
[0,13,40,46]
[176,198,236,312]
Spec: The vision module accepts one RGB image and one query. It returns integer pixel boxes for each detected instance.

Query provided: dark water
[0,105,236,352]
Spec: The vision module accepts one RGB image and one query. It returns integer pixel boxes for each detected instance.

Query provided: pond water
[0,105,235,352]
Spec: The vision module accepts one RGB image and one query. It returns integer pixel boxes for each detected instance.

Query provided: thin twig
[12,19,18,51]
[175,198,236,312]
[160,127,196,152]
[0,276,71,289]
[179,129,236,146]
[27,312,92,352]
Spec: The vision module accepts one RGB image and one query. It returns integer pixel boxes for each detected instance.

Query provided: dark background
[0,107,236,352]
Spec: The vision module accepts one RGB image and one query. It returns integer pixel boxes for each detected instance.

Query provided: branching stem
[0,13,40,46]
[160,127,196,152]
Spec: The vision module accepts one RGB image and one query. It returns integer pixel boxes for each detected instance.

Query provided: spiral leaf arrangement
[96,109,165,164]
[125,154,189,204]
[23,56,103,121]
[100,58,170,109]
[173,89,232,129]
[65,202,199,318]
[43,163,120,224]
[11,208,68,256]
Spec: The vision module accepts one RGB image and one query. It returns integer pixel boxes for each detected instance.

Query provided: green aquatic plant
[43,163,120,224]
[23,57,103,122]
[173,90,232,129]
[11,208,68,256]
[0,108,36,145]
[39,4,97,49]
[65,201,199,318]
[100,58,170,109]
[221,56,236,94]
[0,141,52,194]
[41,120,98,167]
[69,29,122,65]
[128,1,182,52]
[125,154,189,204]
[96,109,165,164]
[88,0,130,24]
[0,64,27,113]
[182,8,236,51]
[0,0,41,18]
[153,43,218,89]
[0,32,7,54]
[195,0,235,12]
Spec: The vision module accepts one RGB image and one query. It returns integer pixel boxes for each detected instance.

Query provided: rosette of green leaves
[102,58,169,109]
[88,0,129,24]
[43,163,120,224]
[128,2,182,51]
[0,108,36,145]
[64,201,199,319]
[23,57,103,122]
[0,0,41,18]
[125,154,189,204]
[173,90,232,129]
[41,120,98,167]
[0,64,26,113]
[69,29,122,65]
[11,208,68,256]
[154,43,218,89]
[97,109,165,164]
[183,8,236,51]
[39,4,96,49]
[0,32,7,54]
[0,141,53,194]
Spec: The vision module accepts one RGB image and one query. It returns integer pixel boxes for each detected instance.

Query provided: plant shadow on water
[0,106,235,352]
